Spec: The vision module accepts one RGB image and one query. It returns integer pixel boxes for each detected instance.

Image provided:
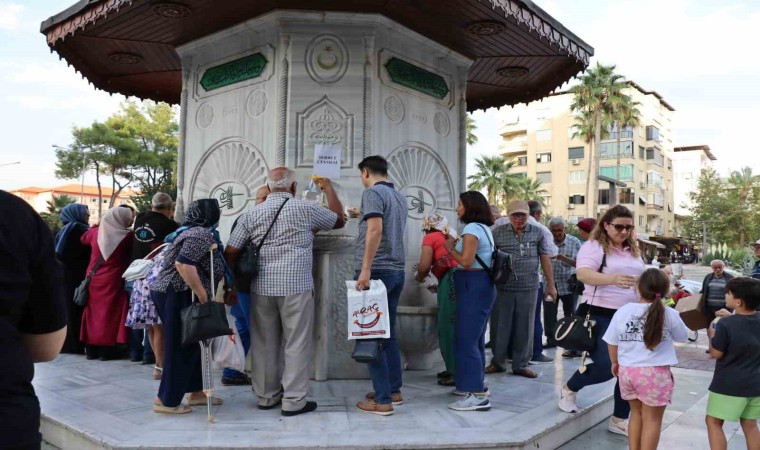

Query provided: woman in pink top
[558,205,646,437]
[415,213,458,386]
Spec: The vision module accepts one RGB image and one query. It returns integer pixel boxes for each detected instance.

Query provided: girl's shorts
[618,365,674,407]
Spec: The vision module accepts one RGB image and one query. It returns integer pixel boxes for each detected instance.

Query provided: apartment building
[497,81,676,238]
[672,145,716,216]
[11,184,136,224]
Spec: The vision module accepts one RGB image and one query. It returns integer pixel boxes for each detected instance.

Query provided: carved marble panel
[295,96,354,168]
[305,34,349,85]
[188,138,269,216]
[434,111,451,137]
[384,95,405,124]
[192,45,274,100]
[245,89,267,118]
[196,103,214,129]
[378,49,454,108]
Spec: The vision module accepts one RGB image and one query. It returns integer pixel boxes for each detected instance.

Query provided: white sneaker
[448,393,492,411]
[558,385,578,413]
[608,418,629,436]
[451,386,490,397]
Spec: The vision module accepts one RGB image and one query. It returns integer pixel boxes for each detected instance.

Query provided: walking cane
[199,243,218,423]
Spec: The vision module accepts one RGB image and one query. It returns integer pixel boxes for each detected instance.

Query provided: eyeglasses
[607,223,635,232]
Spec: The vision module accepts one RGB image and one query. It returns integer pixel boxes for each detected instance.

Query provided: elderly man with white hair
[545,217,582,350]
[224,167,345,416]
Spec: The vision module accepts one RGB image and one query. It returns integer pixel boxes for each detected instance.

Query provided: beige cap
[507,200,529,216]
[751,239,760,248]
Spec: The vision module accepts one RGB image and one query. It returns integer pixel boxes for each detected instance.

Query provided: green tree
[569,63,629,217]
[725,167,760,247]
[515,177,548,206]
[108,101,178,211]
[468,155,508,204]
[40,194,77,234]
[466,115,478,146]
[684,168,735,248]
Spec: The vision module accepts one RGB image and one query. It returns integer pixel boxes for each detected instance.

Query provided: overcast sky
[1,0,758,190]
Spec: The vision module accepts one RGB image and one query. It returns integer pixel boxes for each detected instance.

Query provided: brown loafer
[356,400,394,416]
[513,368,538,379]
[365,391,404,405]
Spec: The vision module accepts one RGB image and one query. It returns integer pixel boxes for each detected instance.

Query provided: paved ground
[560,264,756,450]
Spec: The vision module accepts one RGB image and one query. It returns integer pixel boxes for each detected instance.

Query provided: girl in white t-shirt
[603,268,689,450]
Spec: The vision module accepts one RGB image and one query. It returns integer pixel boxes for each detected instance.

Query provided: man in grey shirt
[353,155,407,416]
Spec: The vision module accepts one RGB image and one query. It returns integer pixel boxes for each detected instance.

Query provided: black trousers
[151,286,203,407]
[544,293,577,345]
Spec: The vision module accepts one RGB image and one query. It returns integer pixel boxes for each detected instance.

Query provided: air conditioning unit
[640,181,647,188]
[567,204,575,209]
[571,159,581,165]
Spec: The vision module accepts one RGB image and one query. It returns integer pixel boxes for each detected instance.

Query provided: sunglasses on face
[607,223,634,232]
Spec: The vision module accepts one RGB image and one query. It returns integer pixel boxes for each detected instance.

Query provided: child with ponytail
[603,268,689,450]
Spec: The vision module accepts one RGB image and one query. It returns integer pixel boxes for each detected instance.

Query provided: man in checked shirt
[224,167,345,417]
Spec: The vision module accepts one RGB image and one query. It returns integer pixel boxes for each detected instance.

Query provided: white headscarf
[97,207,133,260]
[421,212,458,239]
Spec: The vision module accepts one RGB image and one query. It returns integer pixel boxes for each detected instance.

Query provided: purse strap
[86,256,105,280]
[255,198,290,252]
[584,253,607,320]
[144,242,169,260]
[473,223,494,273]
[192,244,217,305]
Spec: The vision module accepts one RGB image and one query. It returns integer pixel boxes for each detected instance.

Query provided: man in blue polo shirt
[353,155,407,416]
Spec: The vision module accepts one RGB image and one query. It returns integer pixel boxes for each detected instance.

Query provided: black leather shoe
[282,401,317,417]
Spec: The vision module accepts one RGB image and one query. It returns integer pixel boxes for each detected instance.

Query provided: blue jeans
[533,282,544,360]
[566,312,630,419]
[355,270,405,405]
[222,291,251,379]
[453,270,496,393]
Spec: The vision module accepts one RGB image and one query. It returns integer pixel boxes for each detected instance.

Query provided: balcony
[654,227,664,236]
[498,141,528,155]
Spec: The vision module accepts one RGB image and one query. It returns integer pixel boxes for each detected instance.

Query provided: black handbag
[73,256,105,306]
[237,198,289,278]
[553,254,606,352]
[567,274,585,294]
[475,224,514,286]
[351,339,384,364]
[180,244,232,346]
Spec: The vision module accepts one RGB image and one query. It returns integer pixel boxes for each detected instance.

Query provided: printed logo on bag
[350,303,386,336]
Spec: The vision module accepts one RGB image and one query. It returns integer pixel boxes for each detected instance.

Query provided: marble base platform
[36,348,614,450]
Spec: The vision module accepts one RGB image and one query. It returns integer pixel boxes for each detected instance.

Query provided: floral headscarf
[421,212,457,239]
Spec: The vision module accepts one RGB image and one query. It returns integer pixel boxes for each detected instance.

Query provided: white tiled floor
[36,348,614,449]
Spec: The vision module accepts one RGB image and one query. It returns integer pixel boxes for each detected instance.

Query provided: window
[598,189,610,205]
[647,170,663,187]
[648,192,664,207]
[599,141,633,159]
[568,170,586,183]
[103,199,108,204]
[568,126,577,139]
[667,157,672,170]
[646,147,664,166]
[91,198,97,203]
[606,124,633,140]
[537,152,551,163]
[599,165,634,181]
[517,156,528,166]
[639,215,644,226]
[568,147,585,159]
[536,129,552,141]
[536,172,552,183]
[639,146,645,160]
[568,194,585,205]
[619,188,635,204]
[646,125,660,142]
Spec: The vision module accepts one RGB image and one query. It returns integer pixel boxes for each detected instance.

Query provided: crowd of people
[3,154,760,450]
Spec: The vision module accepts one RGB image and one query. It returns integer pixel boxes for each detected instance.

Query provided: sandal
[187,396,223,406]
[152,366,163,380]
[485,363,506,374]
[153,399,191,414]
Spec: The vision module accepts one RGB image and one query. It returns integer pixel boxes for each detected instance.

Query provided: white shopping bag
[211,306,246,372]
[345,280,390,340]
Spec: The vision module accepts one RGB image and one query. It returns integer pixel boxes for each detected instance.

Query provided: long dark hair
[459,191,493,226]
[637,268,671,350]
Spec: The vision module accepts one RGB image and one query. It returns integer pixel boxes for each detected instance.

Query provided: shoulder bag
[352,339,384,364]
[552,254,607,352]
[180,244,232,346]
[122,243,168,281]
[474,224,514,286]
[236,198,290,279]
[73,256,105,306]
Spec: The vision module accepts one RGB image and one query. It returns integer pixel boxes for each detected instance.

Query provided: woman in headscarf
[149,199,226,414]
[80,206,134,360]
[414,213,459,386]
[54,203,92,354]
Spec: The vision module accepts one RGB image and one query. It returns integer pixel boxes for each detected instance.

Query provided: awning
[639,195,647,205]
[638,238,665,249]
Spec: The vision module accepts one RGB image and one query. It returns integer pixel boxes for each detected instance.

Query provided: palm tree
[41,194,77,233]
[727,167,760,246]
[569,63,628,217]
[466,115,478,146]
[468,155,509,204]
[515,178,548,206]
